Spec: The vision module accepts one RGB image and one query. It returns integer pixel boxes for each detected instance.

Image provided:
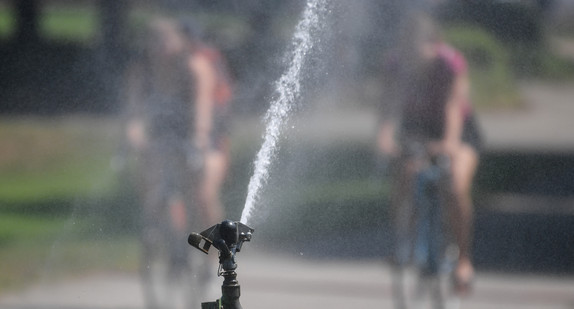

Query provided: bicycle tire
[392,155,461,309]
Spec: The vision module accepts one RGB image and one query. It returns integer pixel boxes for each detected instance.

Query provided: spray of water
[240,0,328,224]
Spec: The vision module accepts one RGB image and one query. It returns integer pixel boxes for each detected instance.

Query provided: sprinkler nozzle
[188,220,254,256]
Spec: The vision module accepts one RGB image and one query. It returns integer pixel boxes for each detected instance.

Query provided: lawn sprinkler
[188,220,254,309]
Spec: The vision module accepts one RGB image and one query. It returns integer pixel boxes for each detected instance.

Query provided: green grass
[0,116,138,293]
[444,24,521,110]
[0,4,97,43]
[527,45,574,80]
[289,179,388,205]
[0,219,140,293]
[0,214,65,246]
[0,158,117,204]
[0,115,391,293]
[0,5,14,39]
[40,5,98,43]
[0,116,120,205]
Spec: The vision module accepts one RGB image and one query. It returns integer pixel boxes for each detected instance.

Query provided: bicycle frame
[413,156,450,276]
[391,144,457,309]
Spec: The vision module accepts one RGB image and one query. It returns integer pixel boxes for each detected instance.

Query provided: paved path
[1,249,574,309]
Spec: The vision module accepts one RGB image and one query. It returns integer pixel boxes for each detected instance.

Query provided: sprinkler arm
[188,221,254,256]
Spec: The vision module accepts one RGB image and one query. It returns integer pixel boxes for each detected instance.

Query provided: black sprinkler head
[188,220,254,256]
[220,219,238,247]
[187,220,254,309]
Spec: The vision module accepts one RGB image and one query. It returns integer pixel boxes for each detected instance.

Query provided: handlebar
[401,141,451,171]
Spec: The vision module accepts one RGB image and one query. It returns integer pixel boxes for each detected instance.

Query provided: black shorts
[462,112,483,153]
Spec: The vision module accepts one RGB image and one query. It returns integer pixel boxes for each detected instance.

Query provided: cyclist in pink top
[378,12,481,295]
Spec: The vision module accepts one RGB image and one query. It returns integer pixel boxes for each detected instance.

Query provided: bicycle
[139,136,207,309]
[391,142,460,309]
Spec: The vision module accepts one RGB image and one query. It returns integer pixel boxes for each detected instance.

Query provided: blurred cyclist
[125,17,197,237]
[125,17,233,231]
[377,12,482,296]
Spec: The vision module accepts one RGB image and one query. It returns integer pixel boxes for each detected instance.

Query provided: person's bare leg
[198,150,228,225]
[169,194,188,231]
[195,150,229,299]
[448,144,478,294]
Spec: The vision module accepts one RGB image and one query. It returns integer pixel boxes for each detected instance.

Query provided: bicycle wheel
[392,163,460,309]
[413,164,461,309]
[390,192,417,309]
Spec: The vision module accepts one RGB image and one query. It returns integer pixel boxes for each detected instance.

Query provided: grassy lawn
[0,116,141,294]
[0,158,115,205]
[40,4,98,43]
[0,213,139,292]
[0,114,390,293]
[0,4,13,39]
[0,219,140,293]
[0,116,120,204]
[0,3,97,43]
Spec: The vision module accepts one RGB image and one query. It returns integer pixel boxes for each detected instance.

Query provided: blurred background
[1,0,574,307]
